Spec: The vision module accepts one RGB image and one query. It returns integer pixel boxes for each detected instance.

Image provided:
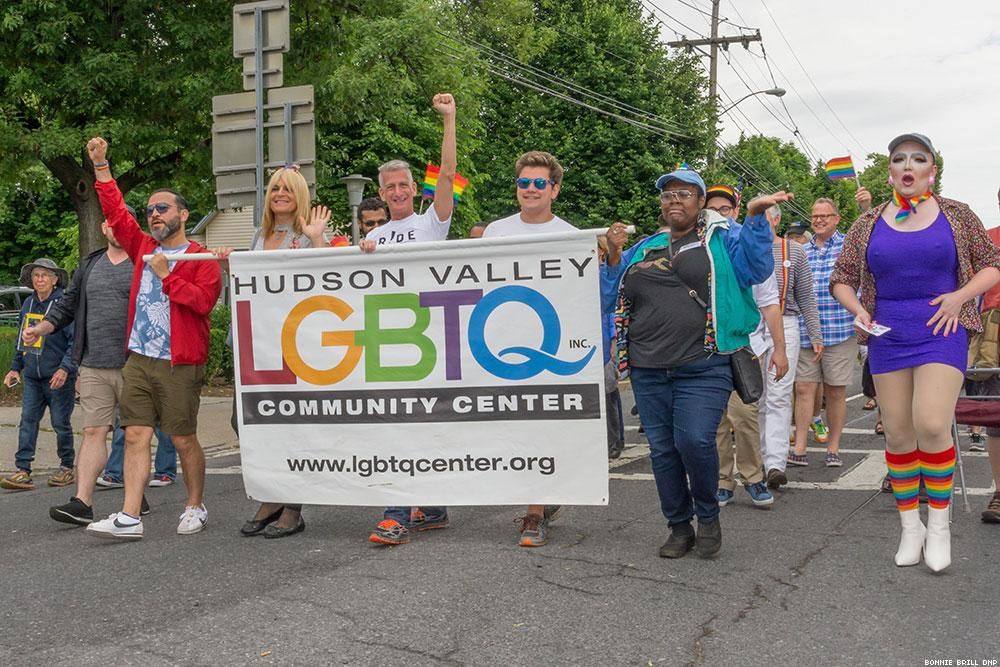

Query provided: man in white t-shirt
[365,93,458,547]
[360,93,457,252]
[482,151,574,547]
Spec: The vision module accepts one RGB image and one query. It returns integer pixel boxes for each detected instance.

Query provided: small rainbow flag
[422,163,469,202]
[825,156,856,180]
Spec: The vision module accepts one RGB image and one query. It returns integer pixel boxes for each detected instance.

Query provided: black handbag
[729,346,763,404]
[675,270,763,404]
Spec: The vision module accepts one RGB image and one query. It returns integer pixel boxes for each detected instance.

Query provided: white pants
[758,315,801,472]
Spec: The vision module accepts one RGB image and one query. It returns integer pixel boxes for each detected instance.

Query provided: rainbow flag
[825,156,856,180]
[422,163,469,202]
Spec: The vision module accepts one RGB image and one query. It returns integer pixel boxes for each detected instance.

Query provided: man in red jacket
[83,136,222,541]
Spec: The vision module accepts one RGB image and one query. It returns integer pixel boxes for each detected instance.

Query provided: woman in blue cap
[603,168,785,559]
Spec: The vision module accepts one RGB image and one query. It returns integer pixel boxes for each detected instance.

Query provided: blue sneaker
[744,482,774,508]
[717,488,735,507]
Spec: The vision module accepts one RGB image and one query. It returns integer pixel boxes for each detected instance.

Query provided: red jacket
[983,227,1000,312]
[95,179,222,366]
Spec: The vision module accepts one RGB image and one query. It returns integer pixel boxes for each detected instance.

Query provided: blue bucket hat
[654,168,706,197]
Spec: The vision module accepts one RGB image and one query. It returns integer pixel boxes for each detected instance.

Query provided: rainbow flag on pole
[422,163,469,202]
[824,156,856,180]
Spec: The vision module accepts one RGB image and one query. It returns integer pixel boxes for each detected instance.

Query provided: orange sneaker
[369,519,410,545]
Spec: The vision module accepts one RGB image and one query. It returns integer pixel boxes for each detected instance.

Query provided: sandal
[875,421,884,436]
[863,398,877,411]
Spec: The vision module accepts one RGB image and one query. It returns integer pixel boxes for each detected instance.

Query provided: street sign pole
[253,7,265,229]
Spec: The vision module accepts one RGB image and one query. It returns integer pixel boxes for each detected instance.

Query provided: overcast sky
[655,0,1000,227]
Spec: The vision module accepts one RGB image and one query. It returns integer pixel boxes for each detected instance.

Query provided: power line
[721,49,820,163]
[643,0,708,41]
[723,0,825,161]
[717,84,768,137]
[441,31,691,136]
[676,0,756,32]
[756,0,867,155]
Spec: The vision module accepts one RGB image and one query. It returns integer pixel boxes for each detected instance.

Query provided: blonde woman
[214,165,330,538]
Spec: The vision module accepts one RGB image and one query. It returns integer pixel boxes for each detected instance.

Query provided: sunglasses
[145,203,174,216]
[515,177,556,190]
[660,190,698,202]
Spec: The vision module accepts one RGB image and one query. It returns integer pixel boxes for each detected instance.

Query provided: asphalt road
[1,378,997,666]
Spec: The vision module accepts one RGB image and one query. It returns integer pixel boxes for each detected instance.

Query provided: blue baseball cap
[655,169,706,196]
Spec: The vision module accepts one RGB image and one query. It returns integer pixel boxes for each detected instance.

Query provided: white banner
[229,232,608,506]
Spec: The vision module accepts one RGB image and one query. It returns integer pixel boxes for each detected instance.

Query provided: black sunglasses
[145,203,174,216]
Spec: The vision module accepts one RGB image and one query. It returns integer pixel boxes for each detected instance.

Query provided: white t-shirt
[365,206,451,245]
[481,213,576,237]
[748,272,780,356]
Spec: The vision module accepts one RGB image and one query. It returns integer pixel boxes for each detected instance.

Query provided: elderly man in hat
[1,258,77,490]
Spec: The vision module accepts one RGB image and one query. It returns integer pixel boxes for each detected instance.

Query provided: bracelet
[94,162,109,171]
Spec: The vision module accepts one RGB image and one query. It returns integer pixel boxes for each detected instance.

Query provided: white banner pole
[143,225,636,262]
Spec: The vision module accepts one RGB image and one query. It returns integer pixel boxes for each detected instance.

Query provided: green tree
[705,135,817,226]
[0,1,237,257]
[0,170,77,283]
[454,0,713,236]
[0,0,484,254]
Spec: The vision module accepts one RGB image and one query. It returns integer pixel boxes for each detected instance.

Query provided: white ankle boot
[894,509,926,566]
[924,506,951,572]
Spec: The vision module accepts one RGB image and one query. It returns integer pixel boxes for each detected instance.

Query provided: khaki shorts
[796,337,858,386]
[79,366,124,428]
[120,353,204,435]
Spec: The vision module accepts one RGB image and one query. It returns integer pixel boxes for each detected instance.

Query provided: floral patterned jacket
[830,194,1000,344]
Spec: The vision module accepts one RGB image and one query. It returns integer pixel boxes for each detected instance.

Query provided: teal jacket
[601,210,773,356]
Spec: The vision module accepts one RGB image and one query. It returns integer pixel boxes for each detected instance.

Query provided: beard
[150,218,181,242]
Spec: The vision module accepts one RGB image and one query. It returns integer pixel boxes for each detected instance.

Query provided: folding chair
[951,367,1000,513]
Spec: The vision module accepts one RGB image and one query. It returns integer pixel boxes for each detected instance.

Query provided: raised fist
[432,93,456,117]
[87,137,109,165]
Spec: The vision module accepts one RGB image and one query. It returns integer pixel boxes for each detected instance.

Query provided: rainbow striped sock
[920,446,956,510]
[885,449,920,511]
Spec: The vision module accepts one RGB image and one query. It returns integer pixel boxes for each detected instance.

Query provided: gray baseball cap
[888,133,935,156]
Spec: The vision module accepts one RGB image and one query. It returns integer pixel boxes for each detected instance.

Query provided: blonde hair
[261,168,312,239]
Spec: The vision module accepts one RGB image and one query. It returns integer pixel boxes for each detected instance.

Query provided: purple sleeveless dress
[866,212,967,374]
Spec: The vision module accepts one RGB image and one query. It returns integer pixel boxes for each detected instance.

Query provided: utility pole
[708,0,719,107]
[667,1,761,164]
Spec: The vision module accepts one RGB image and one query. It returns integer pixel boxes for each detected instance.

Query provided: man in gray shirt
[24,213,139,525]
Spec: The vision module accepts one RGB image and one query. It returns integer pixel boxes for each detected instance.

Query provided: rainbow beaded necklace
[892,189,932,223]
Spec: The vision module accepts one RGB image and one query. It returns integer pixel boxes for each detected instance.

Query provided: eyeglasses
[811,213,837,221]
[708,205,734,216]
[515,177,556,190]
[146,203,174,216]
[660,190,698,202]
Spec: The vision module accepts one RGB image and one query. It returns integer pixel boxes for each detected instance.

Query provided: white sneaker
[148,475,175,488]
[86,513,143,541]
[177,505,208,535]
[95,474,124,489]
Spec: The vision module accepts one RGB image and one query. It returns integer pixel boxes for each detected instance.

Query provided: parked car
[0,286,32,327]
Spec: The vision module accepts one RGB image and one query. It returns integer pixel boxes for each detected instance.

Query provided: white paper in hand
[855,318,891,337]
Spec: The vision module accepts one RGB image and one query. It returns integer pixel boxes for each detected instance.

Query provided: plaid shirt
[800,231,854,347]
